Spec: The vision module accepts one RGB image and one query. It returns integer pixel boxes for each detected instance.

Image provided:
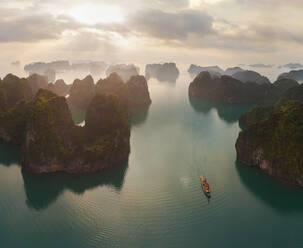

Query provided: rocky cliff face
[0,83,7,113]
[27,73,48,94]
[279,84,303,103]
[68,75,95,110]
[232,70,271,85]
[278,70,303,82]
[127,75,152,109]
[21,90,130,174]
[239,105,273,127]
[224,67,244,76]
[188,71,301,104]
[1,74,33,108]
[47,79,71,97]
[188,71,272,104]
[22,89,75,173]
[236,101,303,186]
[96,73,132,117]
[0,101,30,144]
[84,94,130,171]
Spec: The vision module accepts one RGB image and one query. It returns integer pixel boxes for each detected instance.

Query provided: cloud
[278,63,303,69]
[0,8,84,42]
[128,9,214,40]
[249,63,273,68]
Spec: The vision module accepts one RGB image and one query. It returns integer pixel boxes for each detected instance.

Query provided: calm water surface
[1,74,303,248]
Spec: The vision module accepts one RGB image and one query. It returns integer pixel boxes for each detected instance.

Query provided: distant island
[188,71,298,104]
[24,60,108,82]
[187,64,244,77]
[0,72,152,174]
[68,73,151,114]
[105,64,140,82]
[278,69,303,83]
[145,63,180,82]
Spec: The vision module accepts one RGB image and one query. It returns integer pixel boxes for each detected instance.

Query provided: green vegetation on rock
[0,86,130,174]
[236,100,303,186]
[1,74,33,108]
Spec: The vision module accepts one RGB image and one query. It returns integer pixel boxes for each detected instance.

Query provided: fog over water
[0,61,294,83]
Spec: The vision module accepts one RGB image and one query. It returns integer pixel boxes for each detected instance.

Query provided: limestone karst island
[1,0,303,247]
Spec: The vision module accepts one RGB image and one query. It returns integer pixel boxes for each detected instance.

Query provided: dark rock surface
[16,89,131,174]
[225,67,244,76]
[188,71,272,104]
[68,75,95,110]
[47,79,71,97]
[236,100,303,186]
[189,72,299,104]
[126,75,152,109]
[1,74,33,108]
[278,70,303,82]
[145,63,179,82]
[96,73,132,117]
[27,73,48,94]
[232,70,271,85]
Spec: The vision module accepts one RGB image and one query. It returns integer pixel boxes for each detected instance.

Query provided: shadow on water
[188,96,252,124]
[235,161,303,213]
[21,161,129,211]
[130,106,150,127]
[0,140,21,166]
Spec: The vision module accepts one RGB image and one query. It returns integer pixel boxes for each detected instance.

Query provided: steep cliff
[68,75,95,110]
[1,74,33,108]
[236,101,303,186]
[188,71,272,104]
[189,71,300,104]
[96,73,132,117]
[126,75,152,109]
[21,90,130,174]
[84,94,130,171]
[22,89,75,173]
[47,79,71,97]
[232,70,271,85]
[27,73,48,94]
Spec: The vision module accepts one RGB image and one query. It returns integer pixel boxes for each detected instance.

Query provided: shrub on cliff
[1,74,33,108]
[236,100,303,186]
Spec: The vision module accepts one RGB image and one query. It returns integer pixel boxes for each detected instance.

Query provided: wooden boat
[200,176,211,197]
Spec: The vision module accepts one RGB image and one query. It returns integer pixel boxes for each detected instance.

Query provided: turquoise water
[1,75,303,247]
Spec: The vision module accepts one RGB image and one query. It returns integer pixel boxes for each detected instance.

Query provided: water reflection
[236,161,303,213]
[189,97,252,124]
[0,140,21,166]
[22,161,129,210]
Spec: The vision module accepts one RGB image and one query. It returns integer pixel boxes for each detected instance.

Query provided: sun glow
[189,0,202,8]
[190,0,224,7]
[69,4,124,24]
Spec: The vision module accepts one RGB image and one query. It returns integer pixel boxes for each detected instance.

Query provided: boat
[200,176,211,197]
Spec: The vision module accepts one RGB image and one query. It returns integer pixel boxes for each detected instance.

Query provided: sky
[0,0,303,79]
